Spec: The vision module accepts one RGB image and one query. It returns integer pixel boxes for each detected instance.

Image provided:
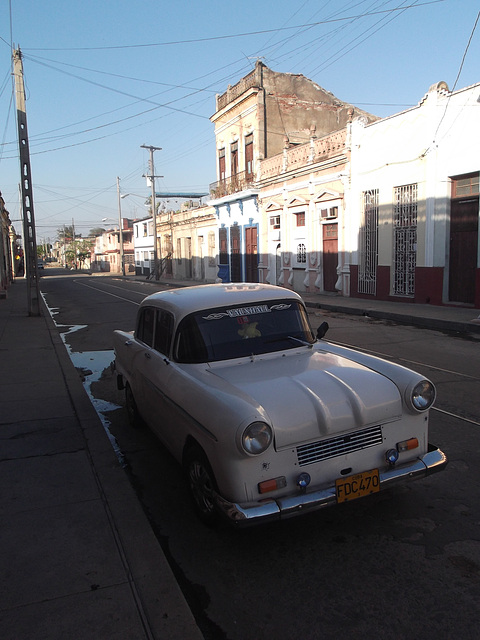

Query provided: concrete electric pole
[141,144,162,279]
[13,47,40,316]
[116,177,125,276]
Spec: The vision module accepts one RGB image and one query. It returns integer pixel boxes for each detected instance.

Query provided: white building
[348,81,480,307]
[133,217,155,277]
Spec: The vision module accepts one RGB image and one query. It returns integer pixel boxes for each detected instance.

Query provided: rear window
[175,299,315,363]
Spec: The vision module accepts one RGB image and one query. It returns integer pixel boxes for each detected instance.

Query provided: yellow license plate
[335,469,380,503]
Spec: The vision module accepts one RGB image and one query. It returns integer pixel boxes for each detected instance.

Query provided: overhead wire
[20,2,445,51]
[430,9,480,148]
[0,0,450,235]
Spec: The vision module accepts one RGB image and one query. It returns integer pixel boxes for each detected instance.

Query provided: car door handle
[144,352,151,359]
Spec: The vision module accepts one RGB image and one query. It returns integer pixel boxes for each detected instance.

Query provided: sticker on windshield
[202,303,291,321]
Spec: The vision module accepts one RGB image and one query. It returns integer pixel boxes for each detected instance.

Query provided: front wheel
[184,446,219,527]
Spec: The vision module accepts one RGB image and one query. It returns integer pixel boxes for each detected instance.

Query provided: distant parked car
[37,260,44,270]
[113,283,447,526]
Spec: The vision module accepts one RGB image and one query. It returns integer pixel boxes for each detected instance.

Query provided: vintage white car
[113,283,447,526]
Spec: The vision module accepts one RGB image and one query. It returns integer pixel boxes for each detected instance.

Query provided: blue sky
[1,0,479,242]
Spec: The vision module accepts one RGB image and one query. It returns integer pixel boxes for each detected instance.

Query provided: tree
[64,238,93,269]
[89,227,106,237]
[57,225,77,242]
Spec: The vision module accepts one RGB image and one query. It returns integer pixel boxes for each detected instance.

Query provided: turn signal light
[258,476,286,494]
[397,437,419,452]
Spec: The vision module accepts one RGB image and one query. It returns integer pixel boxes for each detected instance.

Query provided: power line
[22,2,444,51]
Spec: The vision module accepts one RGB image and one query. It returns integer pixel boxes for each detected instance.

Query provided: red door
[323,223,338,292]
[245,226,258,282]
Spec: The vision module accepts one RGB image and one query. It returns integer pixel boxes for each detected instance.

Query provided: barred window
[393,184,417,296]
[358,189,379,295]
[297,243,306,263]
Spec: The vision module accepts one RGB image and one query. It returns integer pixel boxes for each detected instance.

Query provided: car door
[138,308,180,454]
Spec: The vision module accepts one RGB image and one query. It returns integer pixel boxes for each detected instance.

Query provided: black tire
[125,383,142,428]
[184,446,219,527]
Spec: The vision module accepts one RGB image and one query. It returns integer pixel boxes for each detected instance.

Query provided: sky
[1,0,479,243]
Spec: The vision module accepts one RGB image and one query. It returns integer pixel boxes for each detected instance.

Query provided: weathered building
[156,203,217,282]
[91,219,134,274]
[0,193,17,296]
[209,61,376,285]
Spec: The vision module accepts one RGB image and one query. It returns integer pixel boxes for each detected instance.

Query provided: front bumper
[214,443,447,526]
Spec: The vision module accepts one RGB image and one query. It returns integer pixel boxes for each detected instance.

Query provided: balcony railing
[260,129,347,180]
[209,171,255,199]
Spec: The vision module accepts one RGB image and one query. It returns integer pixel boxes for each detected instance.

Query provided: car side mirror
[316,321,329,340]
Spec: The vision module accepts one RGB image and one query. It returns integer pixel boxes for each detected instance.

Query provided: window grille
[358,189,378,295]
[297,243,306,264]
[393,184,417,296]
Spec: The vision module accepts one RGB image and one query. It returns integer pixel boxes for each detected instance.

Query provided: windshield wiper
[265,335,313,348]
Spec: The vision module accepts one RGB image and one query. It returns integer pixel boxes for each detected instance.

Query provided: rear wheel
[125,383,142,428]
[184,446,219,527]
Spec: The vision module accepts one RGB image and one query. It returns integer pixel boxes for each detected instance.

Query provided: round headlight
[241,422,272,455]
[411,380,436,411]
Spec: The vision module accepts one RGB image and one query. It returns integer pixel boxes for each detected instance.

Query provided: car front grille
[296,425,383,467]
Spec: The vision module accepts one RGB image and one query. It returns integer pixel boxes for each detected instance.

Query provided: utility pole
[141,144,162,279]
[13,47,40,316]
[116,176,125,276]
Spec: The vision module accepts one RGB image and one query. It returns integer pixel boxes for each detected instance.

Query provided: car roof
[140,283,303,319]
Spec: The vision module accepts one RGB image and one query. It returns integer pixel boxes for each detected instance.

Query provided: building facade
[0,193,17,296]
[348,81,480,307]
[91,219,134,274]
[209,61,376,287]
[258,127,350,295]
[156,203,217,283]
[205,65,479,308]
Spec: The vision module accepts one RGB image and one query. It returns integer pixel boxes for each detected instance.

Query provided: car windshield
[175,299,315,363]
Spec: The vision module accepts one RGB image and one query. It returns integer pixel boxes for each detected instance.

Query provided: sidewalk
[0,279,203,640]
[300,290,480,336]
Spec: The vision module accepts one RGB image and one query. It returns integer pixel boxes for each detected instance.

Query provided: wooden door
[323,223,338,292]
[449,198,478,303]
[245,226,258,282]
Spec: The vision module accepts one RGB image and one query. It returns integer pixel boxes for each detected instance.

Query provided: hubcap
[189,460,215,514]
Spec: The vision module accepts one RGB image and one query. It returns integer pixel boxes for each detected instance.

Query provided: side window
[154,310,174,355]
[137,307,155,347]
[175,315,208,363]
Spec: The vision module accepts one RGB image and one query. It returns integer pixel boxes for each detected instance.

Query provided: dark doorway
[449,198,478,303]
[185,237,192,279]
[230,225,242,282]
[449,173,479,304]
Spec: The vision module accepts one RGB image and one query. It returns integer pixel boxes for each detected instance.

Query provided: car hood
[207,349,402,449]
